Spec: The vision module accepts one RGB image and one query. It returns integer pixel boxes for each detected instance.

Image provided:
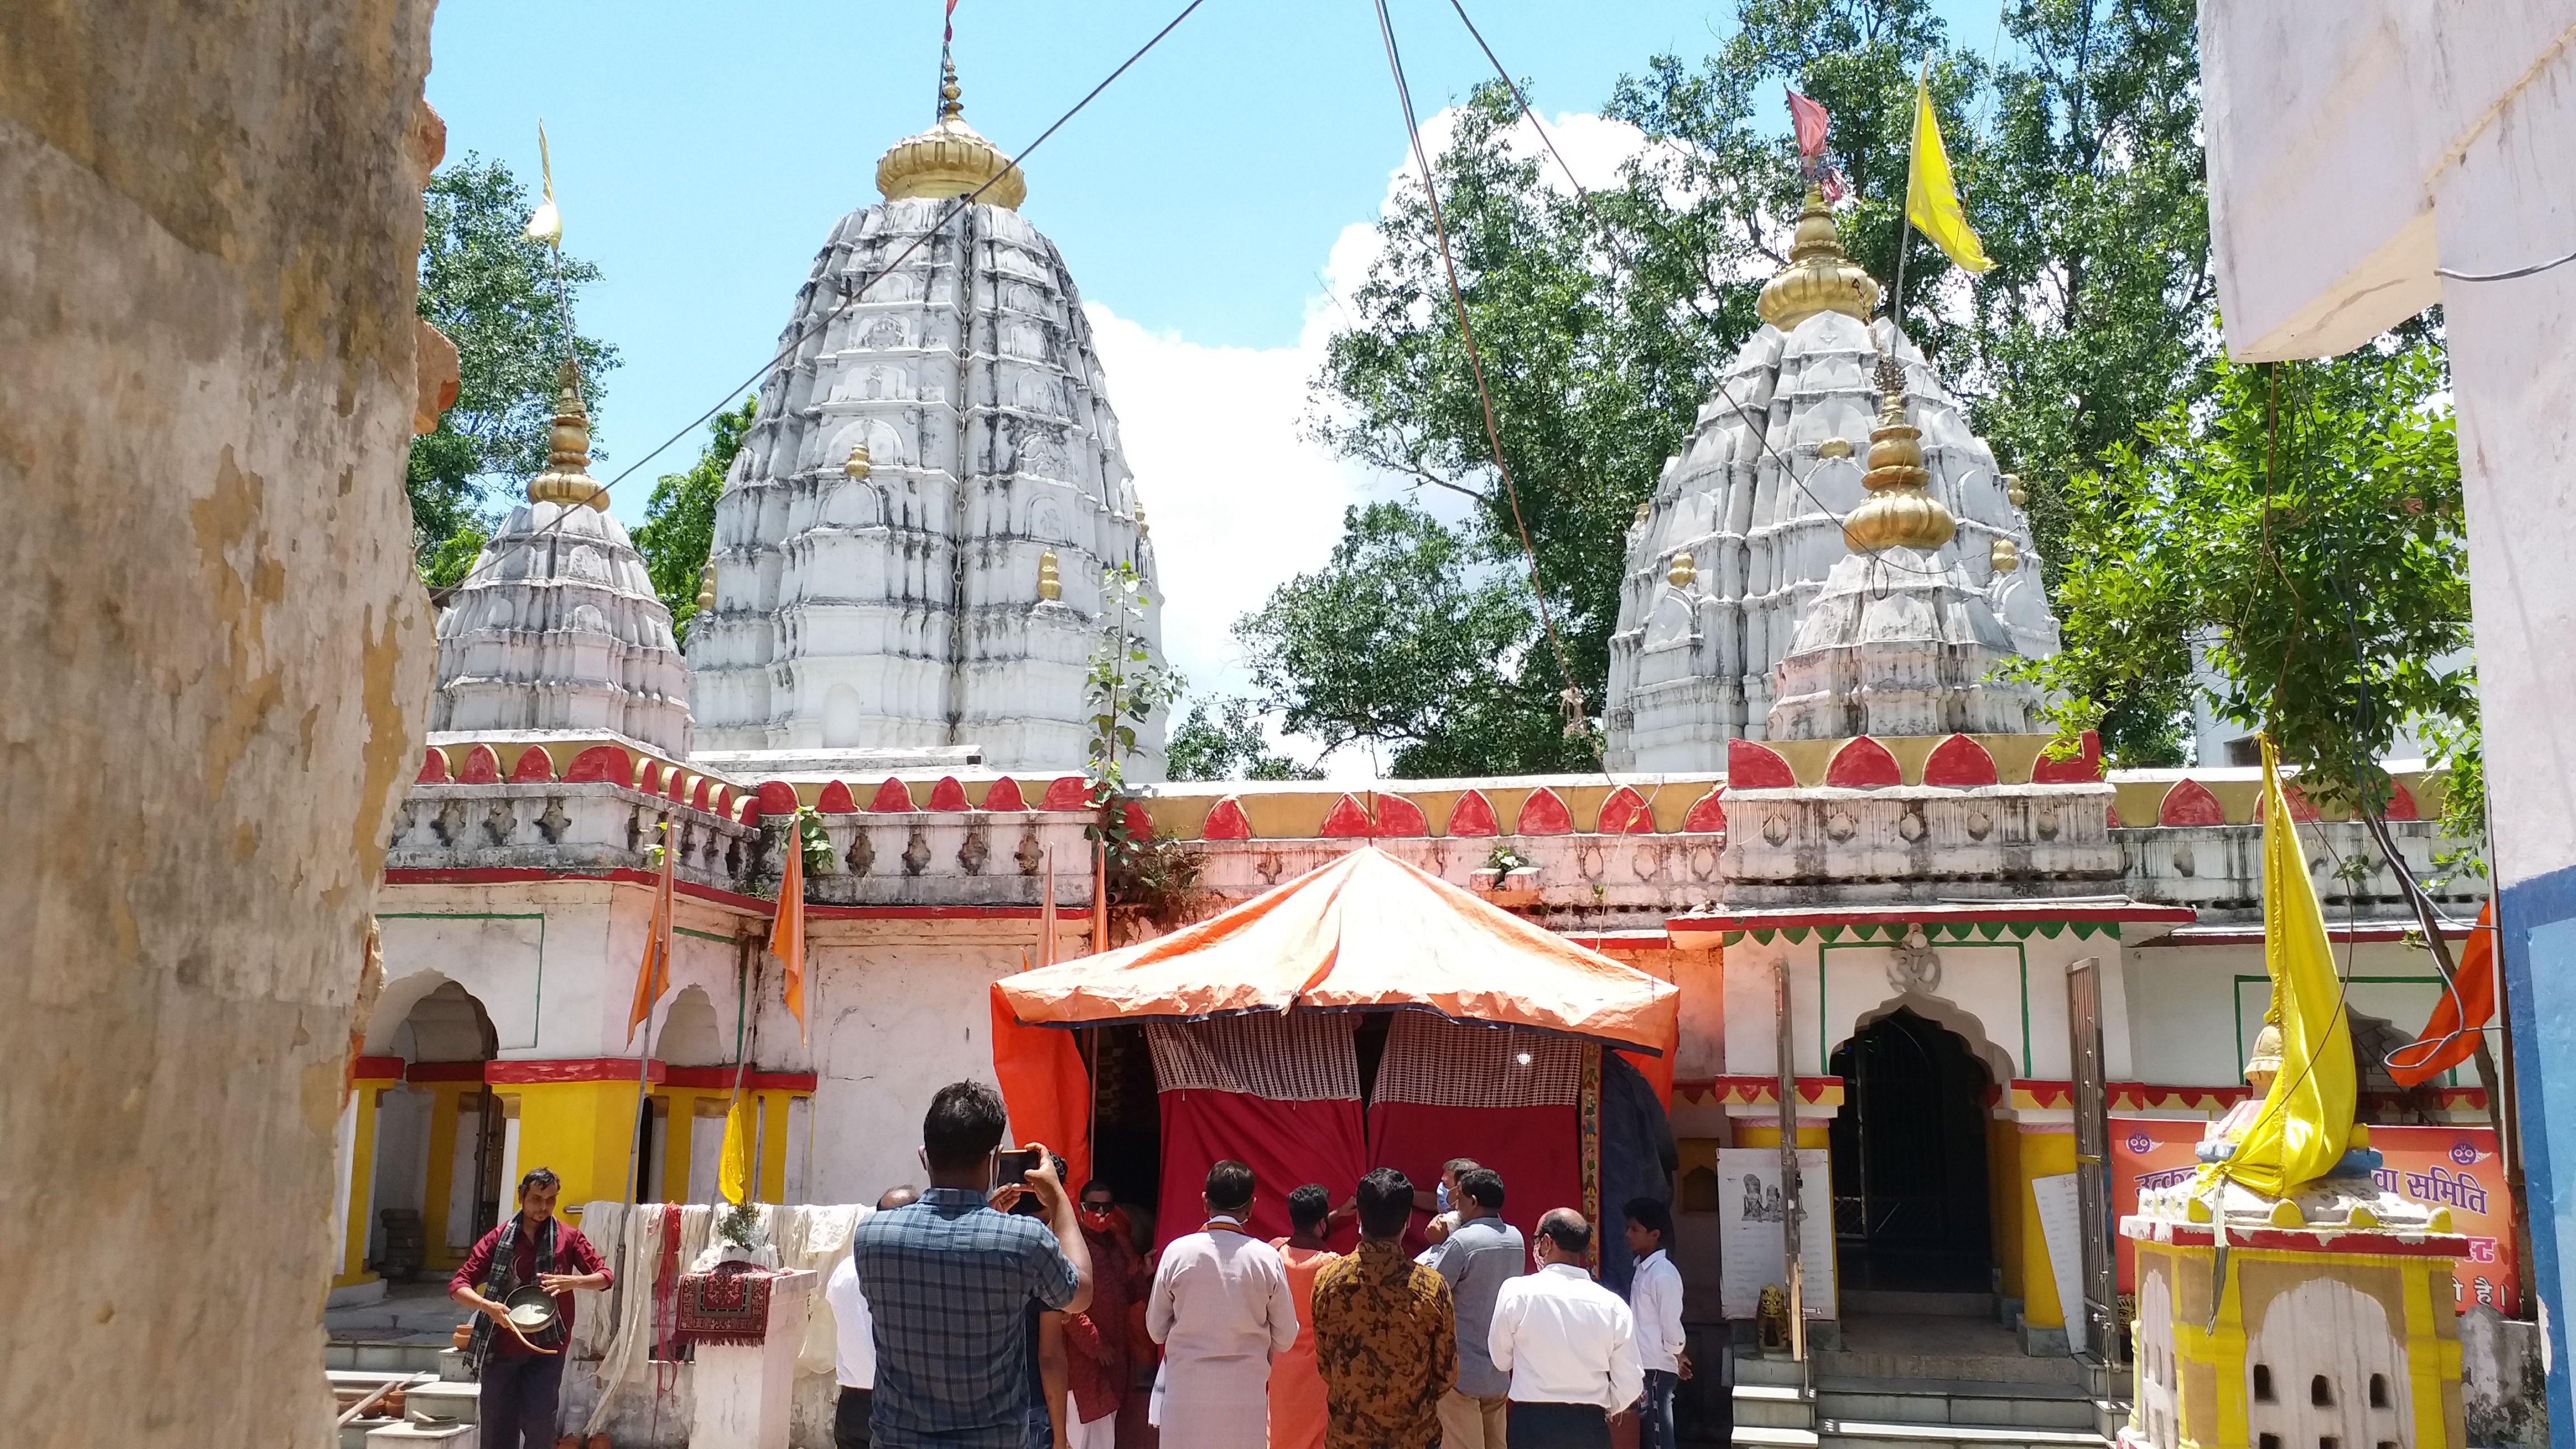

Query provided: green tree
[632,396,755,642]
[1289,0,2215,771]
[1235,501,1568,777]
[410,154,619,578]
[2022,339,2474,817]
[1164,697,1322,782]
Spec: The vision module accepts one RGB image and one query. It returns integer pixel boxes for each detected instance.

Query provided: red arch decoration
[416,747,449,784]
[1516,788,1574,836]
[1727,738,1796,789]
[926,776,970,811]
[816,780,858,814]
[1447,790,1498,837]
[984,776,1028,812]
[2158,778,2225,827]
[1596,786,1655,834]
[458,744,502,784]
[1202,798,1254,840]
[1825,737,1901,789]
[1683,787,1728,833]
[2032,730,2105,783]
[1922,735,1999,787]
[1042,776,1092,810]
[868,778,916,812]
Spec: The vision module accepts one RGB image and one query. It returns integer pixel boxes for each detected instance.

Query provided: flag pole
[1888,56,1929,343]
[623,817,672,1205]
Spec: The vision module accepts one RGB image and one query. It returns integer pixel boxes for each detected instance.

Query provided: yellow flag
[525,120,562,247]
[2200,738,2355,1197]
[717,1093,756,1206]
[1905,79,1991,273]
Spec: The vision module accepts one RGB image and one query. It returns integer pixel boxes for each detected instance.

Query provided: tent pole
[1775,956,1807,1366]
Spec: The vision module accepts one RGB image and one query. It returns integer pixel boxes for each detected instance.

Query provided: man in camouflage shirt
[1310,1168,1457,1449]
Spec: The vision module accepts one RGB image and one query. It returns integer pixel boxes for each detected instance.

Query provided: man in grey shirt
[1436,1168,1526,1448]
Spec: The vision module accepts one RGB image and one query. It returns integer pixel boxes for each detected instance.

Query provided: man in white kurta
[1147,1160,1300,1449]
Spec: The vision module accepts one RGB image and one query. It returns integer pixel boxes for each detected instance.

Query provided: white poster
[2031,1171,2088,1355]
[1716,1148,1836,1320]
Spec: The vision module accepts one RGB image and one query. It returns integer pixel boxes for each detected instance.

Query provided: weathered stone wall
[0,4,436,1446]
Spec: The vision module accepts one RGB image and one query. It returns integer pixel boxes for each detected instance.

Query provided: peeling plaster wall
[0,4,437,1446]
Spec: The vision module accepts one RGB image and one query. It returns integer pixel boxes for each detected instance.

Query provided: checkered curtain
[1371,1010,1585,1108]
[1145,1011,1360,1101]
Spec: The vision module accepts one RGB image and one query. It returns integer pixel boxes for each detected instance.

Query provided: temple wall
[0,3,437,1443]
[2202,7,2576,1422]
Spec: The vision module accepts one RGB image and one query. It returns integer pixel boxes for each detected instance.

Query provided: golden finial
[1840,356,1955,553]
[877,55,1027,210]
[844,441,872,480]
[1989,537,2020,574]
[527,358,608,510]
[1633,499,1651,524]
[1036,548,1062,601]
[1666,551,1697,588]
[1817,437,1855,460]
[695,563,717,612]
[2004,472,2028,508]
[1756,186,1881,331]
[1135,504,1149,537]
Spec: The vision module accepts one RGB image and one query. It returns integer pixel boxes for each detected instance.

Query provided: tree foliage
[2018,339,2474,820]
[632,395,754,643]
[1237,501,1575,776]
[409,155,619,577]
[1165,697,1322,782]
[1283,0,2215,771]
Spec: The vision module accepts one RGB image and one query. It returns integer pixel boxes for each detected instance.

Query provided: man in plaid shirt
[851,1081,1094,1448]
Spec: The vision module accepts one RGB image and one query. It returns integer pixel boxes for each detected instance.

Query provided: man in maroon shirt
[449,1167,614,1449]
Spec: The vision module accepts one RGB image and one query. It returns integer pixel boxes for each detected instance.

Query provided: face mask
[1080,1205,1116,1229]
[1436,1182,1450,1213]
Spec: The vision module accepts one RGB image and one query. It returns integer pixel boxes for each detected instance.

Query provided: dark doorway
[1828,1008,1995,1292]
[1087,1024,1162,1225]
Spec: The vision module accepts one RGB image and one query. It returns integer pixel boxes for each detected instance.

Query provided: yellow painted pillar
[1732,1122,1831,1148]
[658,1091,698,1203]
[419,1085,461,1268]
[756,1090,793,1201]
[336,1059,403,1289]
[1989,1118,2025,1300]
[2015,1124,2077,1328]
[486,1059,661,1210]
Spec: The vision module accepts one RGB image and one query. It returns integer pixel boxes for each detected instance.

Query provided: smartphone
[994,1147,1041,1190]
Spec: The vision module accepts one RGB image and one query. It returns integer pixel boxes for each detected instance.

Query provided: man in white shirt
[1621,1198,1689,1449]
[1147,1159,1300,1449]
[1487,1209,1642,1449]
[823,1186,921,1449]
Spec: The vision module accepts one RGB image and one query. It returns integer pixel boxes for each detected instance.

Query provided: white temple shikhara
[429,360,694,758]
[1603,188,2055,767]
[684,61,1166,776]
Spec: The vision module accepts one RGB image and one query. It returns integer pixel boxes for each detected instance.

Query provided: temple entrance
[1828,1007,1995,1293]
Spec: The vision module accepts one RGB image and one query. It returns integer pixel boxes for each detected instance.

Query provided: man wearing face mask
[1040,1181,1148,1447]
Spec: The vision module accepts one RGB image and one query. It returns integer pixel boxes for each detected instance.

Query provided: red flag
[1786,87,1831,173]
[2389,899,2497,1086]
[945,0,960,42]
[626,821,676,1044]
[771,811,808,1041]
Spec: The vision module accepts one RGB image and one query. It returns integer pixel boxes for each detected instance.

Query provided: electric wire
[1440,0,1958,583]
[2437,248,2576,282]
[440,0,1211,593]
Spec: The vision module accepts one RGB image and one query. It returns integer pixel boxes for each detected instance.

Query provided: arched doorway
[1828,1007,1995,1292]
[363,976,499,1275]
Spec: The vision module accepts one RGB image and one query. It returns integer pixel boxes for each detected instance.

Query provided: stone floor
[325,1280,472,1347]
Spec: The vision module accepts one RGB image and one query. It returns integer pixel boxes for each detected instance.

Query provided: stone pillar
[337,1059,405,1292]
[689,1270,817,1449]
[486,1059,663,1210]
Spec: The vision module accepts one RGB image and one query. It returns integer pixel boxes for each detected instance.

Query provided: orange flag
[772,811,808,1040]
[989,970,1091,1186]
[2390,899,2497,1086]
[626,821,676,1044]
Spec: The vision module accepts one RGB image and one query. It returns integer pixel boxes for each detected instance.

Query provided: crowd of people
[825,1081,1702,1449]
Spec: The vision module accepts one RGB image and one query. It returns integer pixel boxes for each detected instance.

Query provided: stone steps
[362,1424,473,1447]
[1736,1382,1817,1430]
[1816,1376,2099,1433]
[1815,1419,2110,1449]
[1840,1291,2002,1320]
[1812,1348,2087,1389]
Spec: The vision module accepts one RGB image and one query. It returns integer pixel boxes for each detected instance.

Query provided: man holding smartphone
[849,1081,1095,1449]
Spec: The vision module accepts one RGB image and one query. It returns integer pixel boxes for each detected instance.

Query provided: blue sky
[425,0,2006,757]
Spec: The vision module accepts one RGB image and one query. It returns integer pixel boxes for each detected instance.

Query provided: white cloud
[1090,108,1652,778]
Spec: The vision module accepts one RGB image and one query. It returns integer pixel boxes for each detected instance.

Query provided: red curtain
[990,982,1092,1186]
[1155,1089,1368,1253]
[1369,1101,1578,1253]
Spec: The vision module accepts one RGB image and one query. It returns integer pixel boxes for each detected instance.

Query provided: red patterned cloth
[1369,1015,1584,1252]
[673,1261,779,1346]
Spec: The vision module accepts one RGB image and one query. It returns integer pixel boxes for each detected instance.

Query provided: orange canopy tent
[995,845,1680,1054]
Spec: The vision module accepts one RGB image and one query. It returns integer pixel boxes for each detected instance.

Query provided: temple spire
[875,51,1027,209]
[526,358,607,510]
